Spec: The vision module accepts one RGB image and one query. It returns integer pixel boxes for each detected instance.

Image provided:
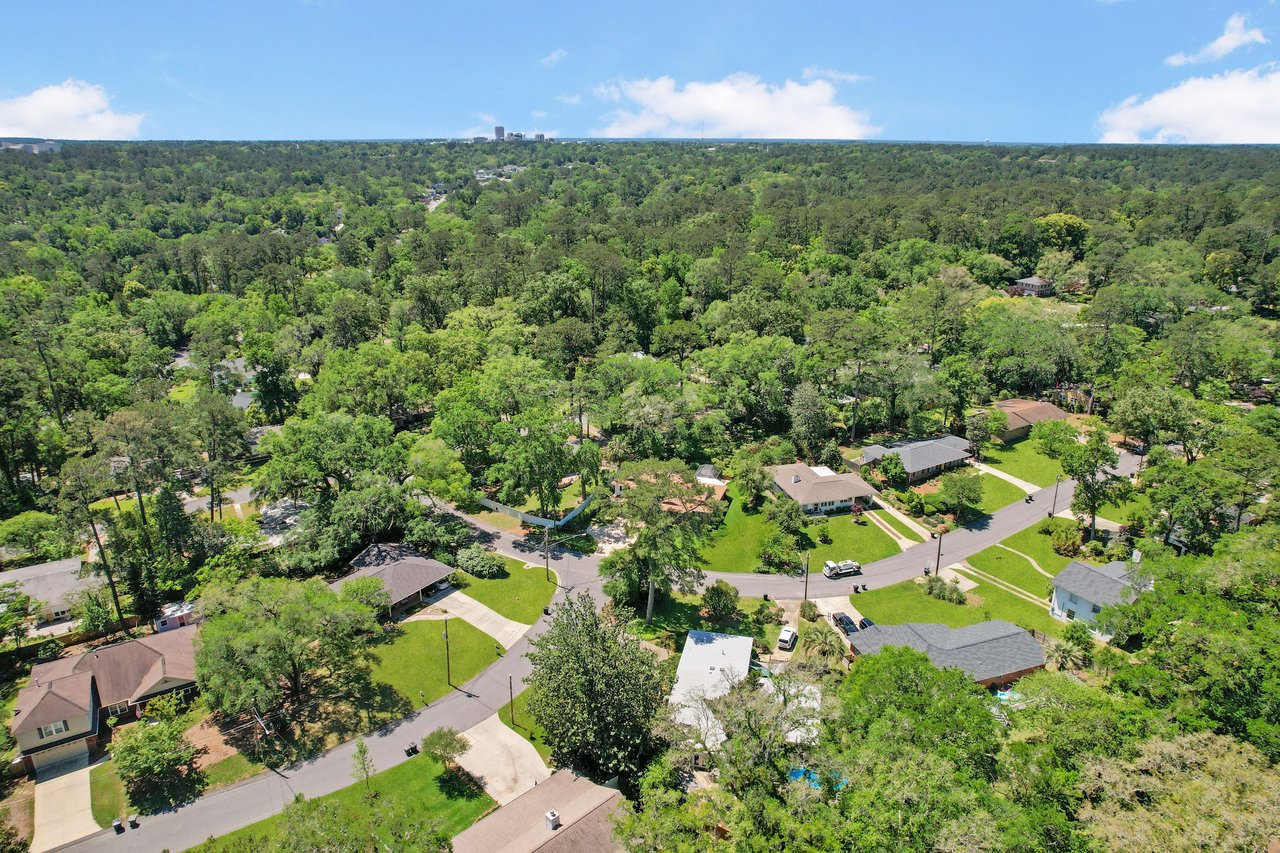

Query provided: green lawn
[90,761,127,828]
[977,473,1028,515]
[516,485,583,515]
[372,620,502,709]
[803,515,899,568]
[966,547,1053,599]
[204,753,260,788]
[870,509,924,542]
[457,558,556,624]
[1099,491,1150,526]
[1001,526,1074,574]
[498,688,552,765]
[627,592,783,649]
[854,578,1063,638]
[193,753,494,851]
[982,439,1064,487]
[700,489,772,573]
[168,378,200,403]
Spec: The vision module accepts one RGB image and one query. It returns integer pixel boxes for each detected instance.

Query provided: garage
[31,738,87,771]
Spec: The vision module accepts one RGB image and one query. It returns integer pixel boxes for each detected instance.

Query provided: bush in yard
[701,580,740,623]
[879,453,908,489]
[759,527,801,573]
[923,575,967,605]
[1050,521,1082,556]
[800,599,819,622]
[1080,538,1106,559]
[111,693,202,811]
[457,544,504,578]
[1061,619,1095,667]
[755,601,784,625]
[902,489,926,517]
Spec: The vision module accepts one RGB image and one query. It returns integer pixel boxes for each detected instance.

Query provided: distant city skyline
[1,1,1278,143]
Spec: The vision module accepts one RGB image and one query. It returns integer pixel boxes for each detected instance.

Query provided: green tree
[351,737,375,800]
[877,452,908,488]
[605,459,716,623]
[764,496,807,536]
[787,381,832,461]
[111,693,201,809]
[938,468,984,520]
[57,454,127,633]
[1060,426,1124,538]
[700,579,740,623]
[407,435,473,508]
[526,592,663,780]
[0,583,36,649]
[188,388,250,522]
[420,727,469,771]
[487,417,571,517]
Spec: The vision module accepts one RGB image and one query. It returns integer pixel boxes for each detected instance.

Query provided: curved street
[59,454,1136,852]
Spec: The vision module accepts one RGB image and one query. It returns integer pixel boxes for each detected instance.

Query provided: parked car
[832,612,858,635]
[777,627,798,650]
[857,617,876,630]
[823,560,863,579]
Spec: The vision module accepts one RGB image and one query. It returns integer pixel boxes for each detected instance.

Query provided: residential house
[452,769,623,853]
[329,543,454,616]
[768,463,878,514]
[848,620,1046,687]
[669,631,754,755]
[1050,560,1139,624]
[1013,275,1056,296]
[9,625,198,771]
[611,472,725,512]
[0,556,100,628]
[859,435,972,484]
[988,398,1072,441]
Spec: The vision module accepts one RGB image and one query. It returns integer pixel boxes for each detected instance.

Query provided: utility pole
[508,674,515,727]
[934,529,944,575]
[442,618,452,686]
[1049,475,1062,519]
[802,551,810,603]
[543,527,552,583]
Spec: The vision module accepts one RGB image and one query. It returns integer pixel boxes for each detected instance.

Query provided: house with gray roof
[0,556,99,627]
[452,769,623,853]
[330,543,454,616]
[768,463,878,514]
[1014,275,1056,296]
[848,620,1046,687]
[859,435,972,484]
[1050,560,1140,625]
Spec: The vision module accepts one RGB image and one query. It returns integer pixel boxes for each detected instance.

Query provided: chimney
[792,475,801,483]
[545,810,561,830]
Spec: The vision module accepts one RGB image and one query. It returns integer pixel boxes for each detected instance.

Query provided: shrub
[457,544,505,578]
[1080,539,1106,559]
[756,601,784,625]
[701,580,740,623]
[1050,523,1083,557]
[799,599,819,622]
[923,574,967,605]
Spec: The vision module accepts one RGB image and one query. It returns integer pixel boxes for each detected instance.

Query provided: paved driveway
[407,590,530,649]
[31,755,101,853]
[456,714,551,804]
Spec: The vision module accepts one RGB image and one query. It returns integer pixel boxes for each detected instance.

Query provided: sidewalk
[870,498,931,539]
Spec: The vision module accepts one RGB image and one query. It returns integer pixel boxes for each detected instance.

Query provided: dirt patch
[914,480,941,495]
[1,778,34,844]
[186,716,240,771]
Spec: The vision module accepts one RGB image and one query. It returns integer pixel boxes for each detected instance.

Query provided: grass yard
[1098,491,1150,526]
[168,378,200,403]
[977,473,1028,515]
[89,761,127,828]
[966,547,1053,599]
[516,485,583,516]
[1001,525,1074,574]
[700,488,773,573]
[193,753,494,851]
[870,509,924,542]
[457,557,556,624]
[372,620,502,709]
[982,439,1063,487]
[803,515,899,568]
[627,592,783,649]
[854,578,1063,638]
[204,753,260,788]
[471,510,523,532]
[498,689,552,765]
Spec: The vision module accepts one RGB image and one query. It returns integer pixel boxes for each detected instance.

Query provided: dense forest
[2,140,1280,850]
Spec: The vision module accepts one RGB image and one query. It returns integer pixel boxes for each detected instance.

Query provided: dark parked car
[858,617,876,630]
[832,612,858,635]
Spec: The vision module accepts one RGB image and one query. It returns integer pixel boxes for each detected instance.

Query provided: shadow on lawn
[438,768,486,801]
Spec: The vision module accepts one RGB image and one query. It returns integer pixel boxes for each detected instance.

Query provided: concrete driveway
[455,713,551,804]
[407,590,531,649]
[31,755,101,853]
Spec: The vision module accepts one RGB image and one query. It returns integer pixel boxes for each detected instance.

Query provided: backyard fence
[477,494,594,529]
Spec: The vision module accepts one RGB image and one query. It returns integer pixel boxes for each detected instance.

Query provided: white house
[1050,560,1140,625]
[768,464,878,514]
[669,631,754,755]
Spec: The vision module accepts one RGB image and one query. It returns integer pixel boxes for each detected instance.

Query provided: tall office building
[494,125,504,141]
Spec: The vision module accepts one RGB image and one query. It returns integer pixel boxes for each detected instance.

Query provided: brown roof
[769,464,878,505]
[332,543,454,605]
[452,770,623,853]
[13,626,197,733]
[992,398,1070,432]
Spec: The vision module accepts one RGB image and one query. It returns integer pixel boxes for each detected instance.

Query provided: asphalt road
[60,453,1136,851]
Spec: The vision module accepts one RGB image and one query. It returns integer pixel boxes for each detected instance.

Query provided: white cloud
[802,66,866,84]
[0,79,143,139]
[540,48,567,68]
[592,73,880,139]
[556,94,582,106]
[1098,65,1280,142]
[1166,14,1267,66]
[531,110,549,119]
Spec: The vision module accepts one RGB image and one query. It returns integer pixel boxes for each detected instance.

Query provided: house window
[106,702,130,717]
[1066,609,1076,620]
[1091,604,1101,614]
[159,619,168,627]
[38,720,68,738]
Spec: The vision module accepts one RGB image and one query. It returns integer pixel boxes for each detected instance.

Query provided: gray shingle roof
[860,435,971,476]
[0,556,99,615]
[1052,560,1137,608]
[769,464,878,504]
[333,543,453,605]
[849,620,1045,682]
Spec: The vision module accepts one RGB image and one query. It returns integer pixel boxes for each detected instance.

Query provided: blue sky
[2,0,1279,142]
